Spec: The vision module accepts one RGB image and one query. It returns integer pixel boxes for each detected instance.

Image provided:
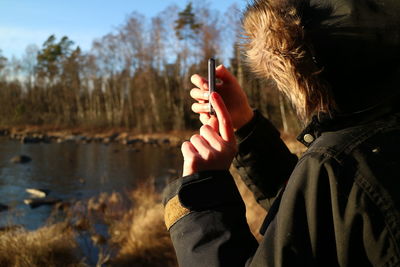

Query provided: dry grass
[0,223,86,267]
[63,183,177,266]
[0,182,177,267]
[0,178,269,266]
[231,167,267,242]
[108,182,177,267]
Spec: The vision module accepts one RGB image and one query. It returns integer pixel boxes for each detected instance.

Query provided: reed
[0,223,86,267]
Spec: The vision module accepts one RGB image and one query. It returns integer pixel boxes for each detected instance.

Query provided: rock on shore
[10,155,32,164]
[3,127,189,147]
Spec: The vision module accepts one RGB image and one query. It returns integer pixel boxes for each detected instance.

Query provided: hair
[242,0,335,121]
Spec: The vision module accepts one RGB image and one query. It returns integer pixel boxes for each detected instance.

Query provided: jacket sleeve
[233,110,298,210]
[163,170,259,267]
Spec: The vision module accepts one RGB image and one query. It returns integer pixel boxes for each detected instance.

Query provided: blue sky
[0,0,248,59]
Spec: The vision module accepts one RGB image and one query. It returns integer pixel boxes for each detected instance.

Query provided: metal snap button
[372,147,380,153]
[303,134,315,144]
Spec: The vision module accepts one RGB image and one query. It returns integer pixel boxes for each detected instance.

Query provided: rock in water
[20,136,41,144]
[26,188,49,198]
[10,155,32,164]
[0,129,8,136]
[0,203,8,212]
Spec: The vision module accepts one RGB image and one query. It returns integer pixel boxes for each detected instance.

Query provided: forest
[0,2,300,135]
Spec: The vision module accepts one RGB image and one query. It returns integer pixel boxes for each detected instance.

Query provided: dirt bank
[0,126,194,147]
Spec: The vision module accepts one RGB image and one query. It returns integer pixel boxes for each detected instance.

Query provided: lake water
[0,137,182,230]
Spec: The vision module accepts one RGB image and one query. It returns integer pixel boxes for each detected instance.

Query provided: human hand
[181,92,237,177]
[190,65,254,130]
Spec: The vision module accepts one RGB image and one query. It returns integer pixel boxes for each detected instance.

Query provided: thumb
[216,65,236,84]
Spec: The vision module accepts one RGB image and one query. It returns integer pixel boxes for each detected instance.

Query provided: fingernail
[203,83,208,90]
[203,92,210,98]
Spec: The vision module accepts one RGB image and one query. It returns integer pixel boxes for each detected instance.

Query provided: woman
[163,0,400,266]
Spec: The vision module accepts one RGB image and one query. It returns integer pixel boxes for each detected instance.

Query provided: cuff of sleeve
[235,110,281,157]
[163,170,244,230]
[234,109,259,143]
[234,109,281,146]
[164,195,191,231]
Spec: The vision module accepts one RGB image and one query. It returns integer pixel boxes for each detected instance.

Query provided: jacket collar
[297,93,400,147]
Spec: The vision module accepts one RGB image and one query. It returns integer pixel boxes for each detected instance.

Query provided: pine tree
[174,3,202,41]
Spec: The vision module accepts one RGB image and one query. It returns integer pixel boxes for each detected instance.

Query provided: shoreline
[0,125,306,155]
[0,126,194,147]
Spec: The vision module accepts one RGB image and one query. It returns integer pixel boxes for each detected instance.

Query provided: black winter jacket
[163,97,400,266]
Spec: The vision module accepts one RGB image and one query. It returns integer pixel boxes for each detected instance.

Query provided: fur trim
[242,0,334,120]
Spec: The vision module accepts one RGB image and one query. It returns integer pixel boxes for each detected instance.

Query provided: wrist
[183,162,196,177]
[234,107,254,131]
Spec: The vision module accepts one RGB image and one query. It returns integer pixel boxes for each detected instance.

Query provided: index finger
[210,92,235,143]
[191,74,209,90]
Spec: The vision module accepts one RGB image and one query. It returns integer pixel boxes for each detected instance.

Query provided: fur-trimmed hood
[243,0,400,120]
